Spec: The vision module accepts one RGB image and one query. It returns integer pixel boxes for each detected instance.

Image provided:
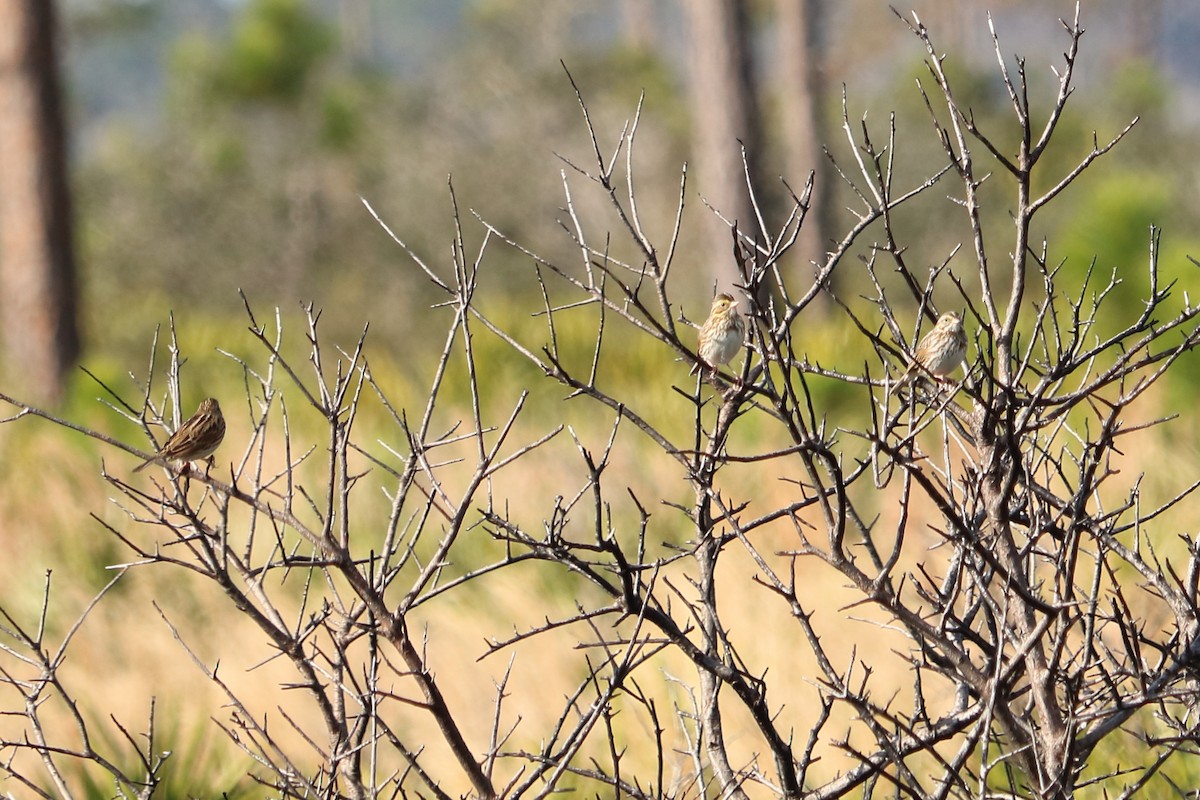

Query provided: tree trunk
[775,0,831,274]
[0,0,79,405]
[682,0,764,293]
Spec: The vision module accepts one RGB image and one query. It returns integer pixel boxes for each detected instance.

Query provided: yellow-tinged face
[711,293,737,316]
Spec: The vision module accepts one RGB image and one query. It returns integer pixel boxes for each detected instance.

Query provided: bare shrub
[3,7,1200,799]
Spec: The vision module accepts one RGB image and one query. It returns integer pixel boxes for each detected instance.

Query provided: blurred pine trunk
[0,0,79,404]
[682,0,765,294]
[775,0,831,283]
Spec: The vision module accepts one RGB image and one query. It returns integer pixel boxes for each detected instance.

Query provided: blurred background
[2,1,1200,794]
[4,0,1200,405]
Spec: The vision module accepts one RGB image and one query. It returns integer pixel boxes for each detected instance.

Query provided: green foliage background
[8,0,1198,794]
[71,1,1200,384]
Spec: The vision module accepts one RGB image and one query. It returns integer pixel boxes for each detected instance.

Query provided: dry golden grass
[1,329,1197,796]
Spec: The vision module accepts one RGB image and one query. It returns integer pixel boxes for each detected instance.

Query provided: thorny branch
[1,6,1199,799]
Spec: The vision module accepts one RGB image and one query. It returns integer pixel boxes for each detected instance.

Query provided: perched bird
[891,311,967,394]
[692,292,746,375]
[134,398,226,473]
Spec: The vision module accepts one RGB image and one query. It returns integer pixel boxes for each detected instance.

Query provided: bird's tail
[887,367,914,397]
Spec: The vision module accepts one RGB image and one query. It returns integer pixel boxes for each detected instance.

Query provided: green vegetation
[8,2,1197,795]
